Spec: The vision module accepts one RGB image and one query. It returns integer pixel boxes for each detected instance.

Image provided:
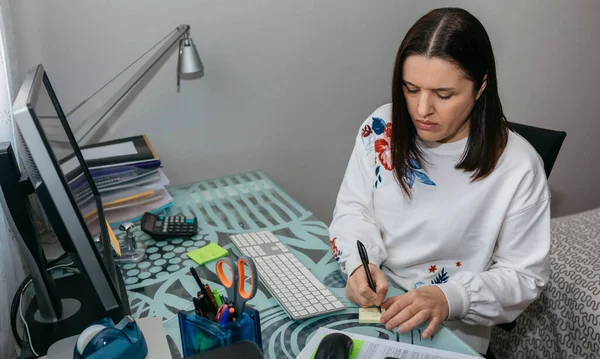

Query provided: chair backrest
[495,121,567,334]
[508,122,567,178]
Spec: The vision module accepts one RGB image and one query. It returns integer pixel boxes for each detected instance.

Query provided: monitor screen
[34,75,106,243]
[13,64,126,313]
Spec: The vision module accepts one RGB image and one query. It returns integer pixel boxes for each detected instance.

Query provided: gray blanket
[489,207,600,358]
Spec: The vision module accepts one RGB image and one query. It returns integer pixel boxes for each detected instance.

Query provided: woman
[329,7,550,355]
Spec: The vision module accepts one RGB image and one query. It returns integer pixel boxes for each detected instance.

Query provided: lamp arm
[74,25,191,145]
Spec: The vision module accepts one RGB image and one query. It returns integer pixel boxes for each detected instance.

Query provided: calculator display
[142,215,155,231]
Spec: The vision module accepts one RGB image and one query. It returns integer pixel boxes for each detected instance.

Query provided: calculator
[140,212,198,239]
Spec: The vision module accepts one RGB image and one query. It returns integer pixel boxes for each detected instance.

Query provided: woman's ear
[476,74,488,100]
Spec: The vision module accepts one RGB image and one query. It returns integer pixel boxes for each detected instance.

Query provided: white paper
[296,328,480,359]
[60,141,138,174]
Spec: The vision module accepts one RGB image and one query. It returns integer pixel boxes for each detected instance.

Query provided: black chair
[494,122,566,333]
[507,122,567,178]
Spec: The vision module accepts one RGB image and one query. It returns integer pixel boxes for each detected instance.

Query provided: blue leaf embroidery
[431,268,449,284]
[408,157,422,170]
[371,117,386,135]
[414,171,436,186]
[406,169,415,187]
[375,165,381,176]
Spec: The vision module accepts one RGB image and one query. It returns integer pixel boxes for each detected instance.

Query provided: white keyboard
[229,230,346,320]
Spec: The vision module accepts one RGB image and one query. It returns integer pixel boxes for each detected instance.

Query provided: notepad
[187,243,228,265]
[358,307,385,324]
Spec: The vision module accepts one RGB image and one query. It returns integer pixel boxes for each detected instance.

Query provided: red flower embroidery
[330,237,342,261]
[384,122,392,138]
[456,261,462,267]
[374,139,393,170]
[429,265,437,273]
[361,125,372,137]
[374,123,393,170]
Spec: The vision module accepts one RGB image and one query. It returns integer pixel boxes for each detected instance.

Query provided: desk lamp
[65,24,204,145]
[39,25,203,263]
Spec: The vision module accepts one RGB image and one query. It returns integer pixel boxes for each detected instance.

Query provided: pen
[190,267,212,306]
[357,240,382,313]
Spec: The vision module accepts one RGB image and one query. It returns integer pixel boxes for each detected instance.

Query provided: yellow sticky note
[358,307,385,324]
[187,243,228,265]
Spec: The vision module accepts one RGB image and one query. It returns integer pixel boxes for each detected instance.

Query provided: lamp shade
[180,38,204,75]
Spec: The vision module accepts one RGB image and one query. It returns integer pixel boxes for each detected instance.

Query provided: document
[296,327,480,359]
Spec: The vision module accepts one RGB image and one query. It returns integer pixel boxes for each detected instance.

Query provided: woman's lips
[415,120,439,130]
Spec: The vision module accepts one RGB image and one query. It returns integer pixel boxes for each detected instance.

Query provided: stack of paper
[297,328,480,359]
[62,135,174,229]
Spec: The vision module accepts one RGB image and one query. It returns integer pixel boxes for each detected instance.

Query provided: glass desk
[118,170,480,358]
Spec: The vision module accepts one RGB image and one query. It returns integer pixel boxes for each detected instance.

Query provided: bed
[489,207,600,358]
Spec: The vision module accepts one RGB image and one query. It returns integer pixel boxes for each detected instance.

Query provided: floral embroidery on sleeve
[330,237,342,261]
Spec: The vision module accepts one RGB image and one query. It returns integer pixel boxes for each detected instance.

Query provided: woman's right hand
[345,263,389,307]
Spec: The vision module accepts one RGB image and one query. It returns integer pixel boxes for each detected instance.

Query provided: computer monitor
[5,64,129,354]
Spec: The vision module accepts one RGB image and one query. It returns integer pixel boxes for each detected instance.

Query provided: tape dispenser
[74,315,148,359]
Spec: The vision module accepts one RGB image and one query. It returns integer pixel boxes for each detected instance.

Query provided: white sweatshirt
[329,104,551,354]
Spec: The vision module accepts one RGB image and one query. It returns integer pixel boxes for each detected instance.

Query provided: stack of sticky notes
[187,243,228,265]
[358,307,385,324]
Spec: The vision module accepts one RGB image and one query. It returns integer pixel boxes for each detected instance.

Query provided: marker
[214,304,227,323]
[205,284,218,310]
[213,289,222,307]
[219,307,231,325]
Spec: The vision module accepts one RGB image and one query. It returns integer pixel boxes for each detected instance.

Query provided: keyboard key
[325,296,337,303]
[324,304,334,310]
[333,301,344,309]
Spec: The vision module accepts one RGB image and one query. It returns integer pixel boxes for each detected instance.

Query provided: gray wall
[11,0,600,223]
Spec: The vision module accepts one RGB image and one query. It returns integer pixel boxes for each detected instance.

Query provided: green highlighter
[213,289,222,307]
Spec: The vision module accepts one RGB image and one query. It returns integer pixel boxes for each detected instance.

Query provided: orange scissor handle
[216,258,237,290]
[236,257,257,300]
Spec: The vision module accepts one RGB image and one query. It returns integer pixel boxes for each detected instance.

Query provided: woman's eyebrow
[403,80,455,91]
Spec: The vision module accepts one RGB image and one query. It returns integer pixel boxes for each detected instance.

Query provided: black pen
[190,268,211,302]
[357,240,382,313]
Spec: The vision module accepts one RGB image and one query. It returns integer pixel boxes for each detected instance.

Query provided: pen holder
[178,307,263,357]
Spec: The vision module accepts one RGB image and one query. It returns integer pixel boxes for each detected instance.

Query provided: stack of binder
[62,135,174,229]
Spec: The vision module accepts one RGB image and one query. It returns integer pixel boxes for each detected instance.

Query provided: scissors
[216,256,258,315]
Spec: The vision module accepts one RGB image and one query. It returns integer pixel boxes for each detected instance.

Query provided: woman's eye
[406,88,419,94]
[438,94,453,100]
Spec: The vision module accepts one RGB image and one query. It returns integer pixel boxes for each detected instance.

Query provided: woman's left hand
[380,286,449,339]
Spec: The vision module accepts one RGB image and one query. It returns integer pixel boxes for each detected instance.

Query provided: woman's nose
[416,93,434,119]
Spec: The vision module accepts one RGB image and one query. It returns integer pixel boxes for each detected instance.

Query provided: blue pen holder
[178,307,263,357]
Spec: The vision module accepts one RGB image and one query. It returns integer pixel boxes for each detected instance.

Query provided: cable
[19,280,36,357]
[11,275,30,347]
[13,263,77,357]
[10,252,71,347]
[47,252,69,267]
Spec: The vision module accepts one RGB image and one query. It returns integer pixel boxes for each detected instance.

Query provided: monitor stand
[23,265,130,356]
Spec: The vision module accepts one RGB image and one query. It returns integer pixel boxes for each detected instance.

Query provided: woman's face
[402,55,486,143]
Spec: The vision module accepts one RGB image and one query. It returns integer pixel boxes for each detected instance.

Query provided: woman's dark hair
[391,7,508,196]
